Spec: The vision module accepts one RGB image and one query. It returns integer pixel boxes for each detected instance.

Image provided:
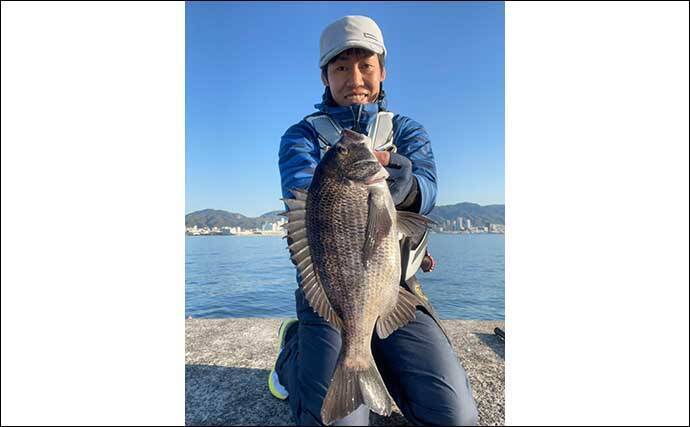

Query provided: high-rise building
[465,218,471,230]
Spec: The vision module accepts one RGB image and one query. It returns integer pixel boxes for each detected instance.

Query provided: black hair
[320,47,386,81]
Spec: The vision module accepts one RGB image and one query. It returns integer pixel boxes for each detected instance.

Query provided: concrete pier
[186,319,505,426]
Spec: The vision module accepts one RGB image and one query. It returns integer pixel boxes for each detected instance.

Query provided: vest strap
[306,111,396,158]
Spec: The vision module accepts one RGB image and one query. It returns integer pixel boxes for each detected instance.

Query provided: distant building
[465,218,471,230]
[489,224,505,234]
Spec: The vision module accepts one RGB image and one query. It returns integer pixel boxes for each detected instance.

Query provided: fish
[281,129,434,424]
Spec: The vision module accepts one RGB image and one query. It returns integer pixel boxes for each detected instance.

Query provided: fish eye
[337,145,349,155]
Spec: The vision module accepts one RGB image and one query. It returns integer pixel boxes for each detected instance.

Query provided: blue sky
[186,1,504,216]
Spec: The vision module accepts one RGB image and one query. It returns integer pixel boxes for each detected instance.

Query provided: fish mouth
[352,159,379,168]
[364,167,389,185]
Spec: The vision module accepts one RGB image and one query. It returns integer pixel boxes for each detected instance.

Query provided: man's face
[322,49,386,107]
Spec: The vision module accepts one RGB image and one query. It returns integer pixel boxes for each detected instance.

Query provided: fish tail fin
[320,355,393,425]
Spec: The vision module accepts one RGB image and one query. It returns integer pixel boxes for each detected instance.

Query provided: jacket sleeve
[278,120,320,201]
[392,116,438,215]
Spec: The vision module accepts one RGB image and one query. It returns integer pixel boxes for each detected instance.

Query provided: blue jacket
[278,90,438,215]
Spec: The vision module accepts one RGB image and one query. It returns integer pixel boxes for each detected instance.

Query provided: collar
[313,87,388,133]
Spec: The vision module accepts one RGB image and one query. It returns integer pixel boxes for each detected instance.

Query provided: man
[271,16,479,426]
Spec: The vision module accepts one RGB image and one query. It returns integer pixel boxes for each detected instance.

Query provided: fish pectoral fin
[396,211,435,239]
[375,288,421,339]
[362,191,393,266]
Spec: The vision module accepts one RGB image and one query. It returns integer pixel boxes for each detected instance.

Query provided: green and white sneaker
[268,319,298,400]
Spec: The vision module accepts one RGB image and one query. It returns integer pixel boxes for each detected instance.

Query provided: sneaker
[268,319,298,400]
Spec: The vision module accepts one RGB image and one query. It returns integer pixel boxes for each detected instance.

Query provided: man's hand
[374,150,390,166]
[420,251,436,273]
[375,151,413,206]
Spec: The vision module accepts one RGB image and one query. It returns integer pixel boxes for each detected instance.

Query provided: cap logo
[363,32,378,42]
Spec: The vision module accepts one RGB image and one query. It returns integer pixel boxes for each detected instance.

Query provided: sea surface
[186,233,504,320]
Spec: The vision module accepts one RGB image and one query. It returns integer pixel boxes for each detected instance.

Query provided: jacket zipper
[351,104,363,133]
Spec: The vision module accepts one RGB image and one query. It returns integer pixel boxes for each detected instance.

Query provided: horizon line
[185,201,506,217]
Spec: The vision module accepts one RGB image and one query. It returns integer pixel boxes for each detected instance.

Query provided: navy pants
[276,288,479,426]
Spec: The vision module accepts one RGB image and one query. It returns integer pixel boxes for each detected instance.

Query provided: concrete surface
[186,318,505,426]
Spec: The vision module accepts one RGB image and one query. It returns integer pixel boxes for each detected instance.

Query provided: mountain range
[186,202,504,229]
[427,203,505,227]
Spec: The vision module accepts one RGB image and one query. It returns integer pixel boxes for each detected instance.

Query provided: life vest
[305,110,396,157]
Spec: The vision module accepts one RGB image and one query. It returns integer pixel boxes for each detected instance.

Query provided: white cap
[319,16,386,68]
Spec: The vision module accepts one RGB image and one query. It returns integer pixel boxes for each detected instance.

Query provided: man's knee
[404,388,479,426]
[452,403,479,426]
[409,404,478,426]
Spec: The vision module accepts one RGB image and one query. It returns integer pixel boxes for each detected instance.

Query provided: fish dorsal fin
[281,189,343,330]
[375,287,422,339]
